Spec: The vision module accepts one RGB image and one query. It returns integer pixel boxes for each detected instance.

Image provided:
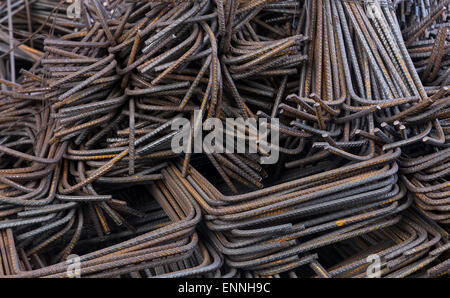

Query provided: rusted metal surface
[0,0,447,278]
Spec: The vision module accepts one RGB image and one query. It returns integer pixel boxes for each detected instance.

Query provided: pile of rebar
[0,0,448,278]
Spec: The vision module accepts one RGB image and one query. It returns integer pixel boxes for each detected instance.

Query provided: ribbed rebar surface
[0,0,448,278]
